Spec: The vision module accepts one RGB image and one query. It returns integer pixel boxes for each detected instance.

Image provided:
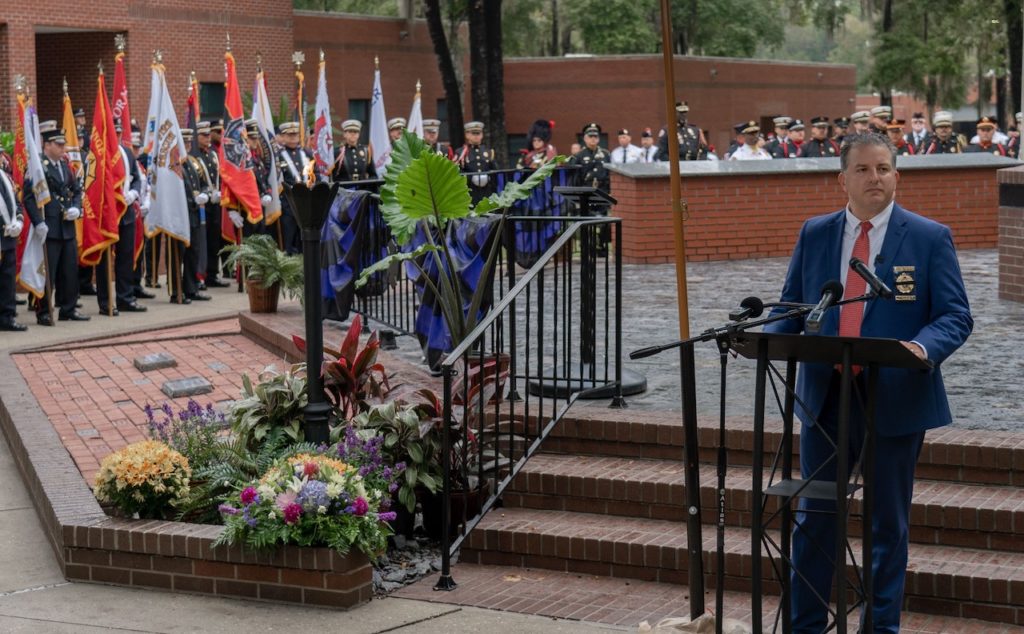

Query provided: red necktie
[838,221,872,372]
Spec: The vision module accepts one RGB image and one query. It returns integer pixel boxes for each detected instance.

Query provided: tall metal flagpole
[658,0,704,622]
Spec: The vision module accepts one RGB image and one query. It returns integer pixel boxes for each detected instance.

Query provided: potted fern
[221,234,303,313]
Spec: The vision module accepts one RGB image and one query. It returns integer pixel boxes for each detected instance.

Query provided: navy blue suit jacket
[764,203,973,437]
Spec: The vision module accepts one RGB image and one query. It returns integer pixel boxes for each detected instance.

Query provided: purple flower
[377,511,397,522]
[352,497,369,516]
[283,503,303,524]
[218,504,241,516]
[240,487,259,506]
[296,480,330,511]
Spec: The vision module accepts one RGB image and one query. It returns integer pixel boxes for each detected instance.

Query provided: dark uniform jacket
[569,146,611,192]
[1007,136,1020,159]
[23,155,82,241]
[767,137,799,158]
[183,156,205,229]
[331,144,376,182]
[798,138,840,158]
[905,132,932,154]
[964,142,1008,156]
[118,144,141,227]
[278,146,311,188]
[193,147,219,195]
[923,136,962,154]
[0,170,22,251]
[455,143,497,174]
[657,123,707,161]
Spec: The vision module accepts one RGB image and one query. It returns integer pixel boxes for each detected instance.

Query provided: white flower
[287,476,305,494]
[355,482,367,499]
[317,505,327,515]
[326,482,344,499]
[258,484,276,500]
[267,511,276,519]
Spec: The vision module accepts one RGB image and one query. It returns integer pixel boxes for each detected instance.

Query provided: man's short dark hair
[840,133,897,172]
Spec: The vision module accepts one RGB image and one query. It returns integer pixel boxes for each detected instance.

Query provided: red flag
[220,50,262,242]
[112,51,133,146]
[80,70,127,266]
[184,73,199,154]
[11,94,27,190]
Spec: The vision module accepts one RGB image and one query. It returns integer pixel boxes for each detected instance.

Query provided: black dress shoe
[145,281,162,289]
[187,292,212,301]
[76,301,82,308]
[80,285,98,296]
[60,310,91,321]
[0,320,28,332]
[133,288,156,299]
[169,296,192,305]
[97,306,119,317]
[36,314,54,327]
[205,278,230,288]
[118,302,148,313]
[15,298,26,306]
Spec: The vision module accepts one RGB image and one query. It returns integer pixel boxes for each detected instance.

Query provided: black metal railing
[432,216,624,590]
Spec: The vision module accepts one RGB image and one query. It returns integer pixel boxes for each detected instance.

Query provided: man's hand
[900,340,926,360]
[124,190,139,206]
[261,194,273,207]
[35,223,49,242]
[64,207,82,221]
[195,193,209,206]
[4,220,23,237]
[210,191,221,204]
[228,210,244,229]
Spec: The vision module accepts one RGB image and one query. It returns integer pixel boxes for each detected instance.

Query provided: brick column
[998,165,1024,302]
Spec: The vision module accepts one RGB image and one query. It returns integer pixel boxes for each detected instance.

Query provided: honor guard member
[765,116,795,158]
[130,129,156,301]
[96,123,146,315]
[788,119,806,155]
[423,118,451,158]
[799,117,840,157]
[517,119,557,169]
[724,122,746,160]
[170,130,211,303]
[923,111,962,154]
[332,120,376,182]
[210,119,224,151]
[74,107,89,157]
[850,110,871,135]
[0,166,26,331]
[192,121,229,286]
[868,105,892,134]
[276,121,311,254]
[23,121,89,325]
[729,121,772,160]
[965,116,1008,155]
[387,117,406,143]
[906,112,931,153]
[887,119,915,155]
[657,101,708,161]
[75,105,96,296]
[455,121,497,204]
[832,116,850,145]
[1007,112,1022,159]
[243,119,270,237]
[639,128,658,162]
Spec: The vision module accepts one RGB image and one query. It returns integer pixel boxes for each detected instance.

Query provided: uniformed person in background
[74,107,89,156]
[724,122,746,160]
[276,121,311,254]
[518,119,558,169]
[423,118,451,158]
[887,119,915,155]
[799,116,840,157]
[832,116,850,145]
[657,101,708,161]
[568,122,612,254]
[923,111,962,154]
[1007,112,1022,159]
[130,129,156,301]
[387,117,407,143]
[850,110,871,135]
[965,116,1008,155]
[454,121,497,204]
[191,121,229,287]
[765,116,795,158]
[23,121,89,325]
[332,119,376,182]
[244,119,271,237]
[0,166,26,331]
[639,128,658,162]
[906,112,931,154]
[728,121,772,160]
[76,105,96,298]
[210,119,224,152]
[96,123,146,315]
[168,129,210,304]
[868,105,892,135]
[787,119,806,155]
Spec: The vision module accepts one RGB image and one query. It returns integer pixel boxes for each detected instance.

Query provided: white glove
[124,190,139,206]
[210,191,221,204]
[35,223,49,242]
[228,210,244,228]
[140,203,150,218]
[470,173,490,188]
[261,194,273,207]
[195,193,209,206]
[4,220,22,237]
[64,207,82,221]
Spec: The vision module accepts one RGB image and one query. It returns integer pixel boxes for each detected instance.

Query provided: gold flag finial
[415,79,421,95]
[319,49,325,63]
[226,33,232,52]
[374,56,380,70]
[153,49,163,64]
[115,33,126,53]
[13,74,27,96]
[63,77,69,96]
[292,51,305,68]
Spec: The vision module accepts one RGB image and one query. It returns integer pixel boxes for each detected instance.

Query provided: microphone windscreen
[740,296,764,318]
[821,279,843,299]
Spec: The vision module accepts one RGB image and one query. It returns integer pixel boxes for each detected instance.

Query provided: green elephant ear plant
[356,131,565,351]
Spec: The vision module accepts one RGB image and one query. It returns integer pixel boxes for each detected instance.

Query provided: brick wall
[611,165,1001,264]
[998,166,1024,301]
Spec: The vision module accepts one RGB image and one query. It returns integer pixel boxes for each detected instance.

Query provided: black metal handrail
[433,215,624,590]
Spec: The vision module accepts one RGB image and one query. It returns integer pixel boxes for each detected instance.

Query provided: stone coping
[608,153,1021,179]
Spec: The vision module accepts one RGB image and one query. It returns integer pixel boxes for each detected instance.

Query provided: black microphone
[728,296,764,322]
[805,280,843,334]
[850,256,893,299]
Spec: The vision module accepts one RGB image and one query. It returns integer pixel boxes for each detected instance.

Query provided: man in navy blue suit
[765,133,973,632]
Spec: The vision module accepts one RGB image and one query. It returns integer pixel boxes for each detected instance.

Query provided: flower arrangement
[146,399,226,471]
[94,440,192,519]
[214,451,399,559]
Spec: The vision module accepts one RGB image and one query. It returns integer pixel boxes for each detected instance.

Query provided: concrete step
[460,507,1024,627]
[500,454,1024,552]
[526,404,1024,486]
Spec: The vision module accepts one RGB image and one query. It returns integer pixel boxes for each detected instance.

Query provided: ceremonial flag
[219,50,262,243]
[112,49,133,146]
[80,69,127,266]
[369,66,392,177]
[294,62,307,147]
[62,91,84,180]
[312,53,333,179]
[14,98,52,298]
[11,93,28,191]
[407,83,423,139]
[252,68,282,224]
[143,63,190,243]
[184,72,200,154]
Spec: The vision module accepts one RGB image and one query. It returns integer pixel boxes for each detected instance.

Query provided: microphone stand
[630,291,878,634]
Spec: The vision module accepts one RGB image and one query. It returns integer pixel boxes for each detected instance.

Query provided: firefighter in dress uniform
[923,111,963,154]
[799,116,840,157]
[657,101,708,161]
[454,121,498,205]
[331,119,376,183]
[964,116,1009,155]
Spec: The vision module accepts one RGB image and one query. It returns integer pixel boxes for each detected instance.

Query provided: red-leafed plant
[292,315,392,420]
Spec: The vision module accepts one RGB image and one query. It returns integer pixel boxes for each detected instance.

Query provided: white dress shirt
[610,144,643,164]
[729,144,772,160]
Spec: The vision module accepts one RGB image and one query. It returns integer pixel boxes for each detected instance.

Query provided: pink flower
[275,491,297,510]
[353,497,369,517]
[283,503,303,525]
[303,462,319,477]
[240,487,259,506]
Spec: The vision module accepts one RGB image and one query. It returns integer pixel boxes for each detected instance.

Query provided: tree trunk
[551,0,559,56]
[485,0,508,167]
[424,0,465,145]
[469,0,489,128]
[878,0,894,107]
[1005,0,1023,118]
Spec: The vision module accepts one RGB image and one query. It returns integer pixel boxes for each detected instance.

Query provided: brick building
[2,7,856,164]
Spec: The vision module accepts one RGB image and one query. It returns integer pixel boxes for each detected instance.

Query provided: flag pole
[105,246,114,316]
[236,225,243,293]
[42,246,54,324]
